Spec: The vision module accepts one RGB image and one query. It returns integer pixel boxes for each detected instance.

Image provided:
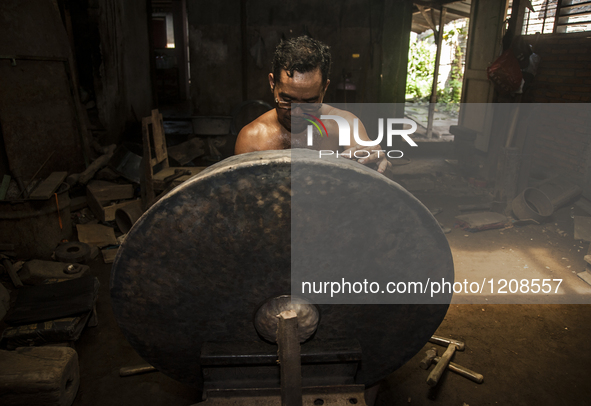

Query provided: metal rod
[16,151,55,199]
[277,310,303,406]
[119,364,157,377]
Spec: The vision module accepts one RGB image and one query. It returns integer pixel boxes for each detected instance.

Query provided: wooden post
[427,7,446,139]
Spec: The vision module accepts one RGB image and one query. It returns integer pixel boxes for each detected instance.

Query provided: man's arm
[235,121,281,155]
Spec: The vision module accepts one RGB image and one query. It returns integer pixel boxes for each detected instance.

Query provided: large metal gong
[110,149,453,388]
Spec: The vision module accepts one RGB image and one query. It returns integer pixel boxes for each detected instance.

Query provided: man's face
[269,68,329,133]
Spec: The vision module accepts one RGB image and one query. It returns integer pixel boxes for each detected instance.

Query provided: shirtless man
[235,36,391,174]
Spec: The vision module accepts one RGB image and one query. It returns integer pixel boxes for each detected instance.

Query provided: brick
[546,76,566,83]
[577,54,591,61]
[576,71,591,77]
[561,76,586,85]
[573,86,591,93]
[547,97,569,102]
[558,54,579,61]
[561,63,586,69]
[562,94,582,101]
[556,69,576,76]
[552,48,569,54]
[541,54,559,61]
[531,96,549,102]
[554,85,573,92]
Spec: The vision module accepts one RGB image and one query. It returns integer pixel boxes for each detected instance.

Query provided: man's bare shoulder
[322,104,358,121]
[235,110,285,154]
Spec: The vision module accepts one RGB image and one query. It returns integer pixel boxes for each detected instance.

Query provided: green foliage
[406,39,435,100]
[406,25,466,106]
[438,26,465,107]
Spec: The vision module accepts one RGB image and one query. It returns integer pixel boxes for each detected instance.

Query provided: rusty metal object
[115,200,144,234]
[0,182,72,258]
[201,385,367,406]
[512,187,554,223]
[54,242,91,264]
[111,149,452,388]
[277,310,303,406]
[254,295,319,343]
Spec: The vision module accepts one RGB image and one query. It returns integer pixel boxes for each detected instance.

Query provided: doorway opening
[406,1,471,141]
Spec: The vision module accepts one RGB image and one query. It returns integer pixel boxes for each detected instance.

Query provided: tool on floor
[419,347,438,369]
[119,364,157,377]
[419,347,483,384]
[430,335,465,351]
[427,343,457,387]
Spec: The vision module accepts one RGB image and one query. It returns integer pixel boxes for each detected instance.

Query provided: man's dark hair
[272,36,331,84]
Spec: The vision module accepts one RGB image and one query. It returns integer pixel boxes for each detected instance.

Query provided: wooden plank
[86,185,105,221]
[151,109,168,167]
[86,184,139,222]
[167,138,206,165]
[0,174,10,200]
[76,224,117,247]
[0,346,79,406]
[152,166,206,189]
[101,247,119,264]
[87,180,133,202]
[2,258,23,288]
[28,171,67,200]
[142,116,156,209]
[574,216,591,242]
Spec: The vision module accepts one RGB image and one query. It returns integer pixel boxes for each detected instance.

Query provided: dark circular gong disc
[110,149,454,388]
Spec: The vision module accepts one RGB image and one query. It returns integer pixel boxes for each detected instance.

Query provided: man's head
[271,36,332,85]
[269,36,332,132]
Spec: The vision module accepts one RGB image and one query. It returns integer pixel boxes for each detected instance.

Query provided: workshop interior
[1,0,591,405]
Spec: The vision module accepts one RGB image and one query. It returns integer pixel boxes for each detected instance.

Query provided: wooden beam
[417,5,439,37]
[426,7,447,139]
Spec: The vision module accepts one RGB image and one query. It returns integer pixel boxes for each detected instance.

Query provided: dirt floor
[62,154,591,406]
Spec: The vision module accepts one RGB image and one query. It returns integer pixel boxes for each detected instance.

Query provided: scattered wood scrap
[28,172,67,200]
[167,138,206,165]
[76,224,117,247]
[455,212,511,232]
[574,216,591,242]
[86,180,137,222]
[101,248,119,264]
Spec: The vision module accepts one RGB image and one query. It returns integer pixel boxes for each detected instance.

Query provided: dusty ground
[67,155,591,406]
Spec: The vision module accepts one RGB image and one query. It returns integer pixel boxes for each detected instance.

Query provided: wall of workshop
[0,0,87,179]
[187,0,398,116]
[86,0,153,144]
[522,32,591,195]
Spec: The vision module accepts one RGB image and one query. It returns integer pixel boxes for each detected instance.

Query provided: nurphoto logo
[306,115,419,159]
